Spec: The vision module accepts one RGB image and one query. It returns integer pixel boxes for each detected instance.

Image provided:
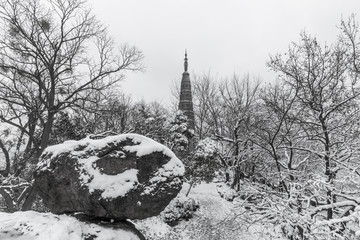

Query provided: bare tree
[75,90,133,134]
[213,74,260,190]
[0,0,143,159]
[192,73,222,139]
[232,28,360,240]
[268,31,360,223]
[245,83,304,196]
[187,73,261,188]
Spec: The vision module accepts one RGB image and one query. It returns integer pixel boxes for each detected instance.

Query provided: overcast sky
[88,0,360,105]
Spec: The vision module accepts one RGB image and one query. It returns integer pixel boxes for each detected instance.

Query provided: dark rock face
[34,134,185,220]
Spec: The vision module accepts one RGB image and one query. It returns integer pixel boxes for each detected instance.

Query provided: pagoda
[178,51,195,130]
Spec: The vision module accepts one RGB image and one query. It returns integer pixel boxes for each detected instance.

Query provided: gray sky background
[88,0,360,105]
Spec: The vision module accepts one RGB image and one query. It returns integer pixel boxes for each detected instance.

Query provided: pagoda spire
[184,50,188,72]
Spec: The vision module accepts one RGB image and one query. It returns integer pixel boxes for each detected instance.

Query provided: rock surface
[34,133,185,220]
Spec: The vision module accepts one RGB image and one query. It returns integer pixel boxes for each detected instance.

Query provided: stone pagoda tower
[178,51,195,130]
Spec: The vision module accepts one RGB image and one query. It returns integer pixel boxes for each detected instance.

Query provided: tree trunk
[225,172,230,183]
[231,165,241,191]
[185,179,194,197]
[321,118,335,220]
[39,111,55,155]
[0,140,10,177]
[272,148,289,195]
[21,185,38,211]
[24,113,39,155]
[0,188,15,212]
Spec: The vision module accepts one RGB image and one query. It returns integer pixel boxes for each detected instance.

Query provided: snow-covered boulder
[34,133,185,220]
[0,211,145,240]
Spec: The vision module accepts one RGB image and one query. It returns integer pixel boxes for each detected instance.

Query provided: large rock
[34,133,185,220]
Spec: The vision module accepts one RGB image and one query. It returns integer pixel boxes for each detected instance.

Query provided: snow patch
[77,155,139,198]
[134,216,171,239]
[0,211,141,240]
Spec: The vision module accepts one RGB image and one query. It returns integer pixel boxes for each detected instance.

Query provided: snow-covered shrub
[216,183,238,201]
[161,196,199,225]
[184,138,221,184]
[169,112,194,153]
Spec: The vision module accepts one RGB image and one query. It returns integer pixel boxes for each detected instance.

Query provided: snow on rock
[0,211,144,240]
[34,133,185,220]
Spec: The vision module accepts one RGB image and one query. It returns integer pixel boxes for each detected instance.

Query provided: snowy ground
[0,182,285,240]
[0,211,143,240]
[135,182,285,240]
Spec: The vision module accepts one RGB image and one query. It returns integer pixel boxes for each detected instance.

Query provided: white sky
[88,0,360,105]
